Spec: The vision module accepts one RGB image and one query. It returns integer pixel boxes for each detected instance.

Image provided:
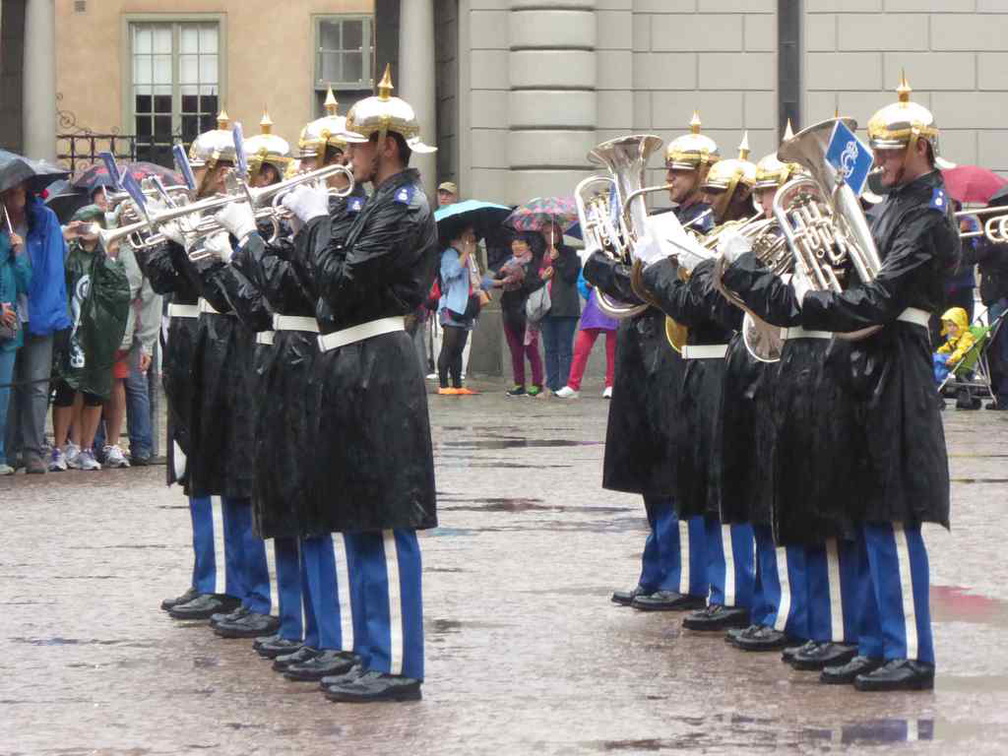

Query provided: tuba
[575,135,668,320]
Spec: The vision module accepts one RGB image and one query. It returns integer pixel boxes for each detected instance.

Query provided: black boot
[168,594,241,621]
[214,611,280,639]
[320,664,368,689]
[820,655,884,685]
[322,670,422,703]
[255,636,303,659]
[790,642,858,670]
[631,590,706,612]
[782,640,818,663]
[283,650,359,681]
[733,625,794,652]
[854,659,935,691]
[210,605,250,627]
[161,586,200,611]
[611,586,650,606]
[682,604,750,631]
[273,646,320,672]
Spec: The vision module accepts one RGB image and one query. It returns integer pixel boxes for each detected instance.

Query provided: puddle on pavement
[931,585,1008,626]
[440,439,601,450]
[950,477,1008,483]
[10,637,155,647]
[429,516,644,536]
[440,497,629,514]
[428,618,509,634]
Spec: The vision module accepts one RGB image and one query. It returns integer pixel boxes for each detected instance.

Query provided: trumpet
[955,205,1008,242]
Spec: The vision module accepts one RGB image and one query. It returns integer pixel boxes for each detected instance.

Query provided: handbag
[448,293,481,322]
[525,283,551,323]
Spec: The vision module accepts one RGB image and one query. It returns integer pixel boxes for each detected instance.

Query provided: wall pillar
[22,0,56,161]
[398,0,438,193]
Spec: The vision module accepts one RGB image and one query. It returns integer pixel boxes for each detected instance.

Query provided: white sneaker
[555,386,580,399]
[48,446,68,472]
[0,463,14,476]
[425,373,437,381]
[603,386,613,399]
[77,449,102,471]
[103,445,130,468]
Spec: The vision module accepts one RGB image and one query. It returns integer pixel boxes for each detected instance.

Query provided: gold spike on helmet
[665,111,720,171]
[702,131,757,192]
[344,64,437,154]
[297,86,363,161]
[188,110,237,168]
[867,71,940,157]
[754,120,803,190]
[244,107,292,179]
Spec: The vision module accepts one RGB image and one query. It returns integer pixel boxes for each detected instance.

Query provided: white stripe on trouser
[893,522,919,660]
[825,538,844,643]
[266,540,278,616]
[332,534,354,653]
[678,520,690,595]
[383,530,404,676]
[172,441,187,482]
[211,497,226,595]
[773,546,791,633]
[721,524,736,607]
[908,719,919,742]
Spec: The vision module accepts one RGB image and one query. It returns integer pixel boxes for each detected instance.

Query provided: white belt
[781,326,833,340]
[681,343,729,360]
[256,331,275,346]
[197,298,231,316]
[897,307,930,328]
[273,314,319,333]
[317,316,405,353]
[167,303,198,319]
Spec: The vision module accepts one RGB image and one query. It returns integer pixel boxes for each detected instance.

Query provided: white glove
[160,220,186,246]
[281,183,329,224]
[792,268,813,309]
[632,231,666,266]
[214,201,257,243]
[199,231,234,263]
[717,230,753,264]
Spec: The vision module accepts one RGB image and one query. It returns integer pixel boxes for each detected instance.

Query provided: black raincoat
[137,240,200,488]
[298,168,439,535]
[640,257,740,518]
[722,254,862,545]
[799,170,958,527]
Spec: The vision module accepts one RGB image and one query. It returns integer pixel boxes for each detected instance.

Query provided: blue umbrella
[434,199,512,243]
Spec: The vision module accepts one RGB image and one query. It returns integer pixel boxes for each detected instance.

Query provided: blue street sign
[825,120,874,196]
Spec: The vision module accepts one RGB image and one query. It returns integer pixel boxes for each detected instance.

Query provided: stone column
[398,0,438,194]
[22,0,57,161]
[507,0,597,203]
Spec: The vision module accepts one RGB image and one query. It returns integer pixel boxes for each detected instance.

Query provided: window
[130,21,220,165]
[315,15,373,92]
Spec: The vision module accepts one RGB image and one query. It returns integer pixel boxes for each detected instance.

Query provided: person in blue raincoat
[0,227,32,475]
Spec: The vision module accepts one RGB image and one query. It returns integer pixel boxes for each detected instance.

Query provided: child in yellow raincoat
[934,306,976,384]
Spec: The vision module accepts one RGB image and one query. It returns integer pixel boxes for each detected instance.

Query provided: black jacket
[544,244,582,318]
[299,168,439,535]
[963,238,1008,305]
[801,170,957,527]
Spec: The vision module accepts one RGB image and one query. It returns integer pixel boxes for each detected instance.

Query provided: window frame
[121,13,228,158]
[312,14,373,93]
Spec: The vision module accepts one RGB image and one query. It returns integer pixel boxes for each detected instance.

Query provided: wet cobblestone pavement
[3,377,1008,754]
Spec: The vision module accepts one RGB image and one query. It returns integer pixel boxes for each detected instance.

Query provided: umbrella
[45,183,91,225]
[0,149,70,194]
[988,183,1008,208]
[941,165,1008,205]
[71,160,183,193]
[434,199,511,243]
[504,196,578,233]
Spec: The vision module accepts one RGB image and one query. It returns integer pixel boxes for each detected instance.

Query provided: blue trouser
[0,348,17,465]
[752,525,808,639]
[221,497,271,615]
[273,537,304,642]
[704,515,755,609]
[861,522,935,664]
[344,529,425,680]
[806,538,861,645]
[124,346,154,459]
[638,498,706,596]
[301,534,357,653]
[189,495,236,597]
[540,315,579,392]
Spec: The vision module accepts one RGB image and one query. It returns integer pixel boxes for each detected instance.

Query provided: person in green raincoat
[49,205,130,471]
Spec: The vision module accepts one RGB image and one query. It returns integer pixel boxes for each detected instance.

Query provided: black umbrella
[44,183,92,225]
[988,183,1008,208]
[0,149,70,195]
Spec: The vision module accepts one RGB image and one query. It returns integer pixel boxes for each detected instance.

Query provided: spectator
[123,272,161,465]
[537,221,581,396]
[1,180,70,474]
[48,206,130,471]
[436,224,481,395]
[437,181,459,208]
[0,222,32,475]
[556,269,617,399]
[487,232,545,396]
[966,234,1008,409]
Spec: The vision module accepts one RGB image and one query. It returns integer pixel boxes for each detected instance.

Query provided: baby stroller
[938,307,1007,409]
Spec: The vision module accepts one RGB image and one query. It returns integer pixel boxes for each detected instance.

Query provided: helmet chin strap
[893,131,920,187]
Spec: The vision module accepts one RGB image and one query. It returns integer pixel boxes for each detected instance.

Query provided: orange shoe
[437,387,458,395]
[454,387,479,395]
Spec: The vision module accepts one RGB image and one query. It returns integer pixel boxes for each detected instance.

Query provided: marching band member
[583,115,720,614]
[282,66,439,702]
[638,135,757,632]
